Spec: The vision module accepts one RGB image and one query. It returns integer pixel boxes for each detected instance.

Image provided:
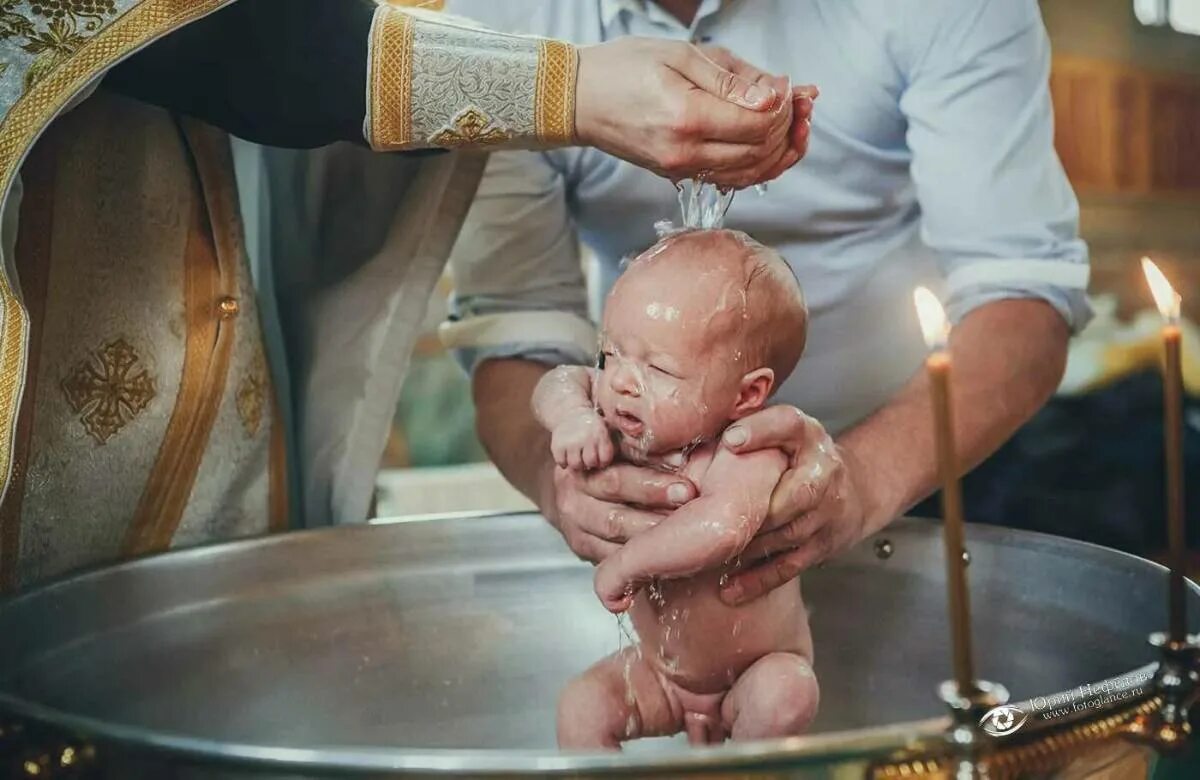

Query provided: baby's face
[595,249,748,455]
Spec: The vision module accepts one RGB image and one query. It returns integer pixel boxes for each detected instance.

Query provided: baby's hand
[551,412,614,471]
[594,557,637,614]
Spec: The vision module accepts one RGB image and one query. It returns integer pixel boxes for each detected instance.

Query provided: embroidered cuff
[365,6,577,151]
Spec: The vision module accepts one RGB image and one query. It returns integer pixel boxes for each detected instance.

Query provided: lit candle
[914,287,975,692]
[1142,258,1187,644]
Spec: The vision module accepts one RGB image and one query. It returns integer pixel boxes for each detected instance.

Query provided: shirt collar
[599,0,727,34]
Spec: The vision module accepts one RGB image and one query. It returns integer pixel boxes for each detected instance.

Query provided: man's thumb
[678,47,776,110]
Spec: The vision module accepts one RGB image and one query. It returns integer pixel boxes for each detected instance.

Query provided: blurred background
[376,0,1200,561]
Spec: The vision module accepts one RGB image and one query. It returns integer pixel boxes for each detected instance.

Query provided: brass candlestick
[914,287,975,693]
[1128,258,1200,749]
[1142,258,1188,642]
[913,288,1008,779]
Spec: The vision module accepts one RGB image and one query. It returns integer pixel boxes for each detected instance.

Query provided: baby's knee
[739,655,820,737]
[557,674,626,749]
[766,656,820,731]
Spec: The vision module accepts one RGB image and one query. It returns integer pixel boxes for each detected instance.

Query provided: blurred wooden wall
[1052,55,1200,196]
[1050,54,1200,319]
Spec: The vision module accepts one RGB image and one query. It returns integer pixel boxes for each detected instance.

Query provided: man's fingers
[674,44,778,110]
[709,101,794,180]
[568,532,622,564]
[687,140,771,174]
[576,463,696,508]
[767,467,832,528]
[584,503,662,543]
[793,83,820,100]
[757,147,801,185]
[722,405,819,456]
[738,508,825,564]
[697,46,771,88]
[720,545,821,606]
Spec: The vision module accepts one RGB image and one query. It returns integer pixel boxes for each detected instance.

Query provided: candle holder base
[937,679,1010,778]
[1125,632,1200,753]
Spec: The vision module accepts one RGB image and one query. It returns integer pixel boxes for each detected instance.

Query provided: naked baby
[532,228,817,749]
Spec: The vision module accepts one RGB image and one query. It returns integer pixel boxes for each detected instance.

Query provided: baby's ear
[733,368,775,418]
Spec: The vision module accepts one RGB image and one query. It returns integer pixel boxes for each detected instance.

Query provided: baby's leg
[557,646,683,750]
[721,652,820,741]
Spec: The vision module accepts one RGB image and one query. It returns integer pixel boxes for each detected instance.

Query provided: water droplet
[962,549,971,566]
[874,539,894,560]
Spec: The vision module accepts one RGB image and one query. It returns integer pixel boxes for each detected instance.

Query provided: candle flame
[914,286,950,350]
[1142,257,1182,323]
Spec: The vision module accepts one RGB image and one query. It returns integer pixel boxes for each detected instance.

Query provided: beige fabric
[5,92,272,588]
[264,143,488,525]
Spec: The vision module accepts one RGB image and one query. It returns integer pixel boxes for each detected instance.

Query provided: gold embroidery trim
[236,364,265,438]
[0,130,58,592]
[366,5,414,151]
[0,0,234,508]
[384,0,444,9]
[429,107,512,147]
[534,39,577,144]
[125,119,242,556]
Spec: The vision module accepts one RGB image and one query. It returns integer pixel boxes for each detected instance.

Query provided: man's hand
[713,301,1072,607]
[542,463,697,564]
[716,406,872,606]
[575,37,816,188]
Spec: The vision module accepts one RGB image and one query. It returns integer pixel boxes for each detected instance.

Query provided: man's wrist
[533,459,561,528]
[836,434,906,536]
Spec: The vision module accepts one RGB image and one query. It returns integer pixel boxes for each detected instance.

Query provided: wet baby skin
[532,229,818,748]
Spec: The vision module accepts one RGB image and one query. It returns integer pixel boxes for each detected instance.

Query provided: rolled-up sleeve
[899,0,1091,330]
[441,150,595,374]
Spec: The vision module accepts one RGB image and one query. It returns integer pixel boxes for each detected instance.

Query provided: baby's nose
[612,362,642,396]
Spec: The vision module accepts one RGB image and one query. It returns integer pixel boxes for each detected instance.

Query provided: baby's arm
[531,366,614,471]
[594,445,787,612]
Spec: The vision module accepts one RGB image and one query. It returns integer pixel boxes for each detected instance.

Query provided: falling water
[676,178,735,229]
[675,177,769,230]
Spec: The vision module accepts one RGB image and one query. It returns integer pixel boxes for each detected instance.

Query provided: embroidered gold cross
[61,338,156,444]
[429,107,512,147]
[236,369,265,438]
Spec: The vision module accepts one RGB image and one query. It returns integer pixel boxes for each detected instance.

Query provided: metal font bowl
[0,513,1192,777]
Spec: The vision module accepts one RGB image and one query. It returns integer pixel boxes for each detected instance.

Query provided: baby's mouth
[612,408,644,436]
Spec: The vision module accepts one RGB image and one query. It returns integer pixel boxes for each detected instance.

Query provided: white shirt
[441,0,1089,434]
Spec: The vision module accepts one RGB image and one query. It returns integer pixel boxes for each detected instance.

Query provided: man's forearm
[474,359,557,510]
[838,298,1070,533]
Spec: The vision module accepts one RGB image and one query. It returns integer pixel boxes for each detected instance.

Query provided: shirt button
[218,296,240,319]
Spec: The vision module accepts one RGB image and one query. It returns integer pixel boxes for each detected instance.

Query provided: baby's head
[596,228,807,455]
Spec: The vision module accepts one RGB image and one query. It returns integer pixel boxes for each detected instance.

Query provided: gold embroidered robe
[0,0,578,590]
